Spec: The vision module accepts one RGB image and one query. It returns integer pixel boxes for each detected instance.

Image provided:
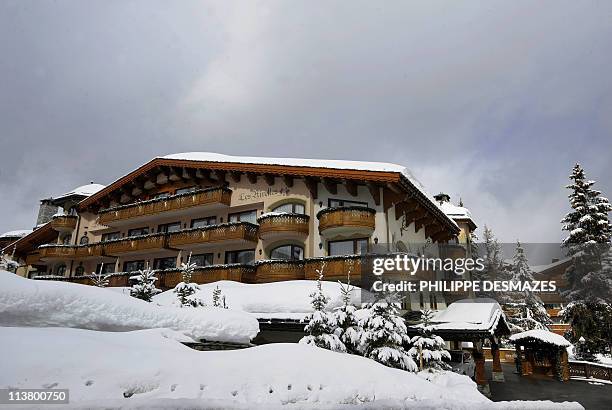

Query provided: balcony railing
[257,213,309,239]
[317,206,376,236]
[98,187,232,226]
[38,245,76,259]
[168,222,258,248]
[250,260,305,283]
[305,255,362,281]
[50,215,78,232]
[103,233,167,255]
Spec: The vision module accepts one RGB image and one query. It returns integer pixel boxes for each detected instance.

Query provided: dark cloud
[1,0,611,242]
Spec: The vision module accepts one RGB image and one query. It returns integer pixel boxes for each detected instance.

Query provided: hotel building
[8,153,477,310]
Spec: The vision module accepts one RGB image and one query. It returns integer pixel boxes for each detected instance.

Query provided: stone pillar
[491,339,505,382]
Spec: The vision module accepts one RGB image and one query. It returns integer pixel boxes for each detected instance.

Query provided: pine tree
[212,285,228,308]
[506,241,551,332]
[360,296,417,371]
[89,264,111,288]
[299,267,346,352]
[333,271,362,355]
[130,266,161,302]
[408,309,451,371]
[174,253,204,307]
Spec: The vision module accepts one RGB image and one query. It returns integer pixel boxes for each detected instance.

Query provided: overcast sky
[1,1,611,242]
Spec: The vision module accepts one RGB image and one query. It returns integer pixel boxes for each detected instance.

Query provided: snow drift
[0,271,258,343]
[154,280,364,320]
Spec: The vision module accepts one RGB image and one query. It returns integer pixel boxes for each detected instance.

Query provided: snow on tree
[89,264,111,288]
[409,309,450,371]
[212,285,228,309]
[0,253,19,273]
[174,253,204,308]
[130,266,161,302]
[299,266,346,352]
[505,241,551,332]
[561,163,612,250]
[475,225,508,301]
[360,295,417,372]
[333,269,362,355]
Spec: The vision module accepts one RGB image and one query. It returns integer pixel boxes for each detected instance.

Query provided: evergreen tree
[506,241,551,332]
[300,268,346,352]
[360,296,417,371]
[333,271,362,355]
[130,266,161,302]
[408,309,451,371]
[174,253,204,307]
[212,285,228,308]
[89,264,111,288]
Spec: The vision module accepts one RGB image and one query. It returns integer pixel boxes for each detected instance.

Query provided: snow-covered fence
[569,361,612,381]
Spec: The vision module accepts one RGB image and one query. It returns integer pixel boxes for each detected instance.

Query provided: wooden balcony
[249,260,305,283]
[317,206,376,237]
[257,213,309,240]
[50,215,78,232]
[98,187,232,226]
[38,245,76,259]
[103,234,167,255]
[157,265,255,289]
[168,222,258,249]
[74,243,105,259]
[305,256,362,281]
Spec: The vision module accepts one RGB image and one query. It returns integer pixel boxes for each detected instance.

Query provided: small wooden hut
[509,330,571,381]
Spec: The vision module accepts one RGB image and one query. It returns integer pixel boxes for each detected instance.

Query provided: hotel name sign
[238,187,291,201]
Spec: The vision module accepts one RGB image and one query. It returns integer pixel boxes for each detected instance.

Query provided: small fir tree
[360,296,417,371]
[300,266,346,352]
[130,266,161,302]
[175,253,204,307]
[409,309,451,371]
[89,263,111,288]
[212,285,228,308]
[333,269,362,355]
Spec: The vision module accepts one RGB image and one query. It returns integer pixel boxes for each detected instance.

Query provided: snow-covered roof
[54,183,106,200]
[437,201,473,221]
[531,258,572,274]
[509,330,571,347]
[424,298,508,334]
[0,229,32,239]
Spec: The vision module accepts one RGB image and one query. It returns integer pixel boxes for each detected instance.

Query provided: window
[127,227,149,237]
[102,232,121,242]
[229,210,257,224]
[225,249,255,265]
[75,263,85,276]
[328,238,368,256]
[56,264,67,276]
[96,263,115,275]
[191,216,217,228]
[157,222,181,233]
[328,198,368,208]
[175,186,197,195]
[62,235,72,245]
[79,235,89,245]
[153,257,176,270]
[190,253,214,267]
[272,202,305,214]
[123,260,145,272]
[270,244,304,260]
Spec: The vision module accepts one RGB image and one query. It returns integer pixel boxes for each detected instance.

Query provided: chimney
[36,199,59,227]
[434,193,451,204]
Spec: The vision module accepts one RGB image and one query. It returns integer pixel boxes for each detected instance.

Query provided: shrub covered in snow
[130,266,161,302]
[409,309,451,371]
[333,280,362,355]
[174,254,204,308]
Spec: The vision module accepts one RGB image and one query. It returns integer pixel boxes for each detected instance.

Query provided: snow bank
[0,271,258,343]
[154,280,363,320]
[0,327,583,409]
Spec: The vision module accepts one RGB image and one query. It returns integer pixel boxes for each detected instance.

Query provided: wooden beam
[425,223,444,240]
[230,171,241,183]
[282,175,294,188]
[168,167,181,182]
[386,183,402,194]
[264,174,275,186]
[156,169,168,185]
[304,177,318,200]
[247,173,258,184]
[322,178,337,195]
[395,200,420,221]
[367,183,381,206]
[415,215,433,233]
[345,180,358,197]
[181,167,194,180]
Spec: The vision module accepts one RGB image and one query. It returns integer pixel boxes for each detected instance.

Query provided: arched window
[270,244,304,260]
[56,264,67,276]
[75,264,85,276]
[271,202,305,214]
[79,235,89,245]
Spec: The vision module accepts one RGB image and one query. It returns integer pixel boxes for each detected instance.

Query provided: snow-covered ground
[0,326,583,409]
[154,280,363,320]
[0,271,258,343]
